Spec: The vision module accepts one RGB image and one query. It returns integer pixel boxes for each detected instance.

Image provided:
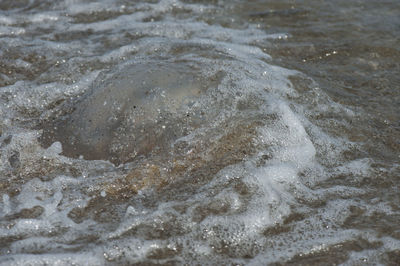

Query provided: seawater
[0,0,399,265]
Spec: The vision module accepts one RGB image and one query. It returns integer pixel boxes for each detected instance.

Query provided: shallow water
[0,0,399,265]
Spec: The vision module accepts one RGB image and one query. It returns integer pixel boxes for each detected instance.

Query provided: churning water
[0,0,399,265]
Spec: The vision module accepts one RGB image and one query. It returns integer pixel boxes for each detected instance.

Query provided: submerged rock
[40,60,222,165]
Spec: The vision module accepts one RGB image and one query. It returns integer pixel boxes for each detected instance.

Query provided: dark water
[0,0,399,265]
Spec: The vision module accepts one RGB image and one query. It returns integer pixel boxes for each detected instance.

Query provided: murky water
[0,0,399,265]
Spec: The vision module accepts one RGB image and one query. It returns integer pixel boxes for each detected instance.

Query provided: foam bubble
[0,0,382,264]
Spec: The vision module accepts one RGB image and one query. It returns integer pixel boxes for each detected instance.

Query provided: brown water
[248,1,400,263]
[0,0,399,265]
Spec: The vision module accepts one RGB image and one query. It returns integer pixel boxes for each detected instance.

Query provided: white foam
[46,142,63,155]
[0,253,103,266]
[29,13,60,23]
[0,26,25,36]
[0,0,381,264]
[0,15,15,26]
[1,194,11,215]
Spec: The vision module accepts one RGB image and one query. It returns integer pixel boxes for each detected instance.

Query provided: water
[0,0,399,265]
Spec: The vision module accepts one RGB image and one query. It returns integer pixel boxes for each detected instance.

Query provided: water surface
[0,0,399,265]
